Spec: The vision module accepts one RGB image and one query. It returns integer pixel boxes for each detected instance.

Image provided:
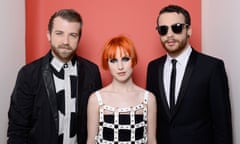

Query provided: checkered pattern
[94,91,149,144]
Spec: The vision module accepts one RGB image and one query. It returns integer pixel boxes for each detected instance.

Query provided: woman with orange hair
[87,35,157,144]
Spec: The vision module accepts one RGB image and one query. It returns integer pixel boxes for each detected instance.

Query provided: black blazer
[146,49,232,144]
[7,51,102,144]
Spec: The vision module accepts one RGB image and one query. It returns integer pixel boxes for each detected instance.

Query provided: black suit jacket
[146,49,232,144]
[7,51,102,144]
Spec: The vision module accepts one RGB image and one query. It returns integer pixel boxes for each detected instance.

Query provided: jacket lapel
[42,53,59,133]
[158,56,172,120]
[75,57,85,113]
[171,49,198,117]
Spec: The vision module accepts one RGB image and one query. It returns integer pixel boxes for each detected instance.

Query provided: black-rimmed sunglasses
[156,23,189,36]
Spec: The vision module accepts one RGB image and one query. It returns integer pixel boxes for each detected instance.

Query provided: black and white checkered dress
[94,91,149,144]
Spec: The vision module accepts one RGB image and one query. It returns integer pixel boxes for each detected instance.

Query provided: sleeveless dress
[94,91,149,144]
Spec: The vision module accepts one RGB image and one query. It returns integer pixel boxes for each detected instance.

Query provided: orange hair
[102,35,138,70]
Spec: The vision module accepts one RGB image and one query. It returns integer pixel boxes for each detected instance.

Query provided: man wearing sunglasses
[146,4,232,144]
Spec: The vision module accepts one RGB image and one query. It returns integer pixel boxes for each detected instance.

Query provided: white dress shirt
[163,45,192,107]
[51,57,78,144]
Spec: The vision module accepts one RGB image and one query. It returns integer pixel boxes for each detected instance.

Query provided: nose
[166,28,174,36]
[117,61,124,70]
[63,35,69,44]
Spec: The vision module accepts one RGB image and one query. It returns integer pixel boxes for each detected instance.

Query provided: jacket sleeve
[7,67,35,144]
[77,62,102,144]
[209,60,233,144]
[146,64,153,91]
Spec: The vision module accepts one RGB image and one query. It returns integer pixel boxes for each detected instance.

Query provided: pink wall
[26,0,201,88]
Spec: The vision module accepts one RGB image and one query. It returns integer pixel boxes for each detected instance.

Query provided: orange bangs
[101,35,138,70]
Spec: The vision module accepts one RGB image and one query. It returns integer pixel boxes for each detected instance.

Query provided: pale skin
[47,16,81,63]
[87,48,157,144]
[158,12,192,58]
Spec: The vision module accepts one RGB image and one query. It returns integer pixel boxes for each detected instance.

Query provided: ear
[47,31,51,41]
[187,26,192,37]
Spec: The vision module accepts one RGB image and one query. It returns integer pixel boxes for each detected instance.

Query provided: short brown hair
[48,9,83,36]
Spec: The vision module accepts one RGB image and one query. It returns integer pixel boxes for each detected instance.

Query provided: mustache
[163,38,178,43]
[58,44,71,49]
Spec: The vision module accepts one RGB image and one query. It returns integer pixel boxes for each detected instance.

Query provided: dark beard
[162,37,188,57]
[51,44,76,63]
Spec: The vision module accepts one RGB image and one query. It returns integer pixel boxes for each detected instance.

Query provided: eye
[122,56,130,62]
[55,31,63,35]
[109,58,118,63]
[70,33,79,38]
